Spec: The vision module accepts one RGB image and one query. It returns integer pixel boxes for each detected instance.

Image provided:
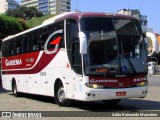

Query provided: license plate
[116,92,126,96]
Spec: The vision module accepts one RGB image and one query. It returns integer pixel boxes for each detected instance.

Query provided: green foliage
[0,14,53,39]
[27,14,54,28]
[19,18,29,30]
[0,14,25,38]
[6,6,44,20]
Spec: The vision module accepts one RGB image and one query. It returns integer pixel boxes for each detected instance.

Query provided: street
[0,76,160,119]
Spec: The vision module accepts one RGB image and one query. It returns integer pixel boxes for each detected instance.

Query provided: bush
[27,14,54,28]
[0,15,24,39]
[0,14,53,39]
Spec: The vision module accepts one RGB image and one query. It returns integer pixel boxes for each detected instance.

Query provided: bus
[1,12,148,106]
[0,39,2,84]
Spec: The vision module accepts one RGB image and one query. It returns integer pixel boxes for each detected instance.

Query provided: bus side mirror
[79,32,87,54]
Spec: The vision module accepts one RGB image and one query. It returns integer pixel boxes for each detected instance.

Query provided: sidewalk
[152,74,160,77]
[148,73,160,77]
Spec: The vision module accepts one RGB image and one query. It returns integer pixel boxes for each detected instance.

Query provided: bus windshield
[80,18,147,76]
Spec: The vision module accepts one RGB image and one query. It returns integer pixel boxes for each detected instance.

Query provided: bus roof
[3,12,137,41]
[42,12,136,25]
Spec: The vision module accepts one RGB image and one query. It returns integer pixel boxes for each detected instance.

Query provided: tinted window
[47,21,64,49]
[30,30,40,52]
[2,21,65,56]
[66,19,82,74]
[80,18,114,31]
[21,35,29,53]
[39,27,48,50]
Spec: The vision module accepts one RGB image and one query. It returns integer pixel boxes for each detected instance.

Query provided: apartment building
[0,0,19,14]
[21,0,71,15]
[117,9,148,33]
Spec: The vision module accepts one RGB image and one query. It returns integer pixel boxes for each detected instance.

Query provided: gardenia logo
[5,59,22,66]
[90,79,118,83]
[44,29,63,54]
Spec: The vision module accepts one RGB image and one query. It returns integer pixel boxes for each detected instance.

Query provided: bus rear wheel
[12,81,20,97]
[102,99,121,106]
[55,82,71,107]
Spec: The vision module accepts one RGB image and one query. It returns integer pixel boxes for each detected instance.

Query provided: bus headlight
[85,83,104,89]
[136,81,148,87]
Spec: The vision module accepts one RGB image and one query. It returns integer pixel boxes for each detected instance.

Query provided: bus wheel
[55,82,71,107]
[12,81,20,97]
[102,99,121,106]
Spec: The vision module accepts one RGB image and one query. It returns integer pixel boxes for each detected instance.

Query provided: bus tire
[102,99,121,106]
[12,81,20,97]
[54,81,71,107]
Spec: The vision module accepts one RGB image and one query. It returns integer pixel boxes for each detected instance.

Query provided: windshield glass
[114,19,147,74]
[80,18,147,76]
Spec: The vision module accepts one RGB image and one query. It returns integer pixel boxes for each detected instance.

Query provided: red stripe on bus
[2,49,60,74]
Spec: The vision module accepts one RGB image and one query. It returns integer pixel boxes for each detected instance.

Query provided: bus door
[66,19,83,99]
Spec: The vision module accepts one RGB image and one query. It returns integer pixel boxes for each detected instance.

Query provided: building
[117,9,148,33]
[0,0,19,14]
[116,9,160,66]
[21,0,71,15]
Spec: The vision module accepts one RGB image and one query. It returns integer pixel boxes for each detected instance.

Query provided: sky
[16,0,160,33]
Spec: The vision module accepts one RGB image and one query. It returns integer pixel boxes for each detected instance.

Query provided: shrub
[0,15,24,38]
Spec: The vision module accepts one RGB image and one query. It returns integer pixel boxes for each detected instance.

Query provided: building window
[39,0,48,3]
[50,10,55,13]
[50,5,55,9]
[144,21,147,25]
[66,2,70,5]
[50,1,55,4]
[66,6,70,9]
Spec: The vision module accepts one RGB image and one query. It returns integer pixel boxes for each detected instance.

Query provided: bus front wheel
[12,81,20,97]
[55,81,71,107]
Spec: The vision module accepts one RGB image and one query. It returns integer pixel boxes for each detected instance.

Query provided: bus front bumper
[82,86,148,101]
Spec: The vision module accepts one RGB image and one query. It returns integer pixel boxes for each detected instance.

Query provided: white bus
[1,12,148,106]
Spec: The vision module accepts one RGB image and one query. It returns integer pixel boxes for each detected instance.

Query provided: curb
[148,75,160,77]
[152,75,160,77]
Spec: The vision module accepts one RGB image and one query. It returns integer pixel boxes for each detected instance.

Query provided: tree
[6,6,44,20]
[0,15,26,39]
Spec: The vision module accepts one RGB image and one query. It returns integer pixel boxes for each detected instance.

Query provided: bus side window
[15,38,22,55]
[30,30,40,52]
[39,27,48,50]
[21,35,29,54]
[47,24,57,49]
[1,42,5,57]
[66,19,79,49]
[10,38,18,55]
[47,21,64,49]
[2,41,11,56]
[56,22,64,48]
[10,40,15,55]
